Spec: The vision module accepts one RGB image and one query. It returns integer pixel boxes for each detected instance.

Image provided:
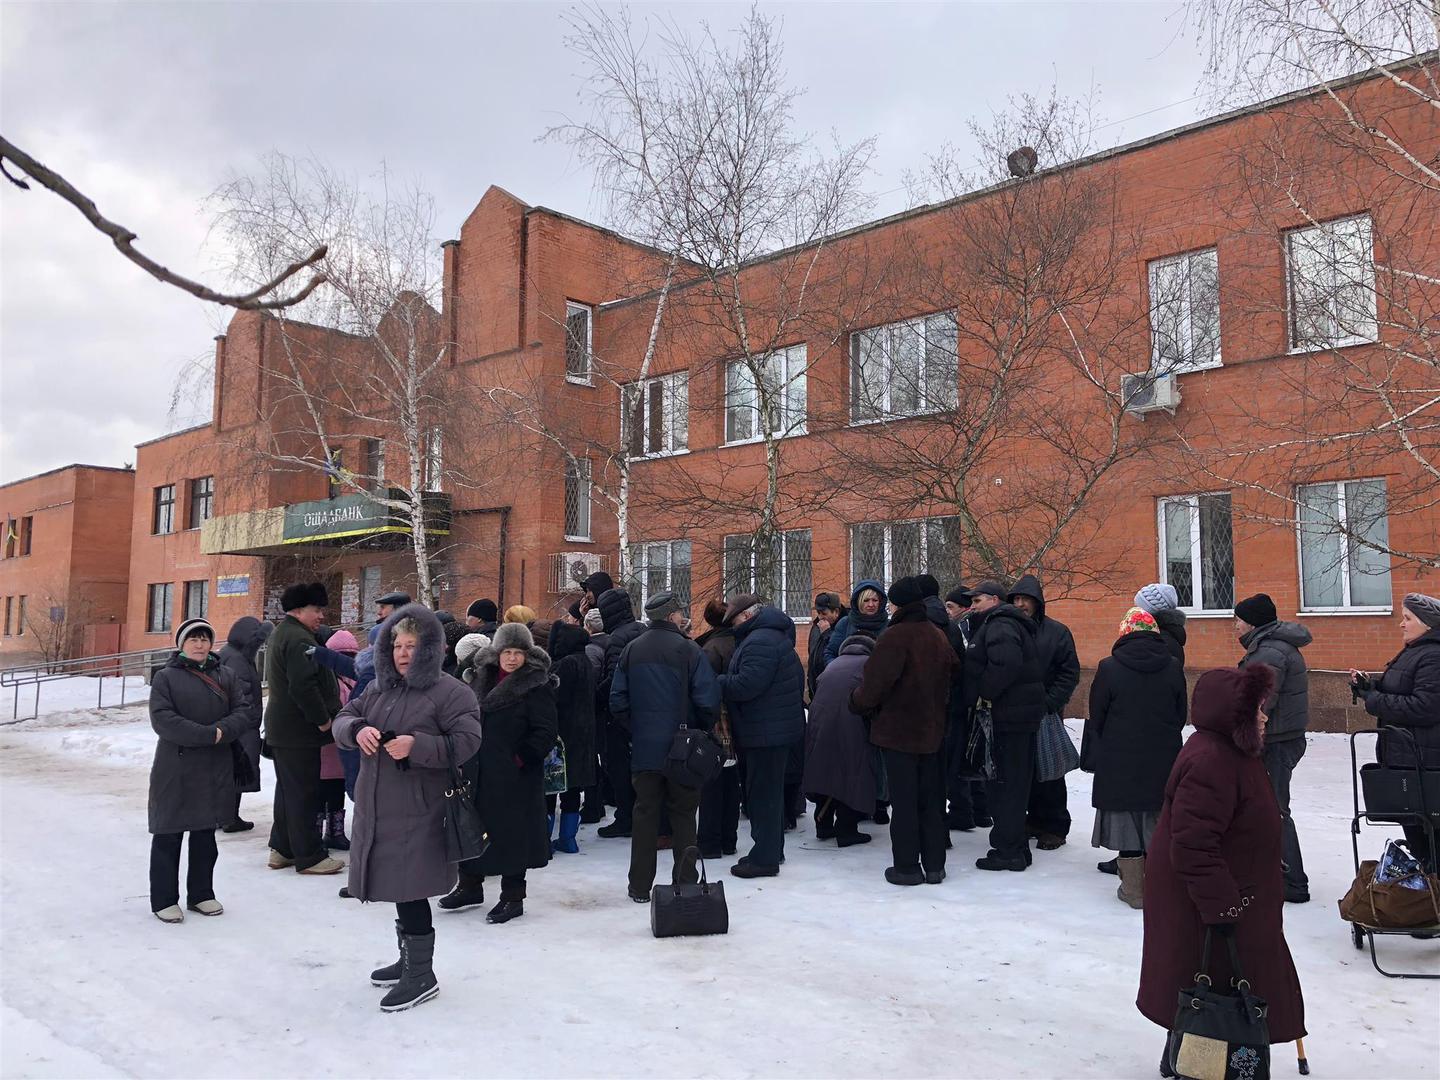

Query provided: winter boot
[885,866,925,886]
[975,852,1028,872]
[325,810,351,852]
[553,811,581,855]
[298,856,346,875]
[597,820,632,839]
[486,898,524,924]
[380,931,439,1012]
[1116,855,1145,909]
[222,818,254,833]
[579,801,605,825]
[872,802,890,825]
[1098,857,1119,876]
[153,905,184,924]
[187,899,223,916]
[814,801,836,841]
[370,921,405,987]
[438,873,485,911]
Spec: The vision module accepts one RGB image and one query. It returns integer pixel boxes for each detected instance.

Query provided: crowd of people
[144,568,1440,1034]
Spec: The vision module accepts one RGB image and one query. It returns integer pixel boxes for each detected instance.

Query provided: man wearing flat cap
[609,592,721,902]
[375,591,411,625]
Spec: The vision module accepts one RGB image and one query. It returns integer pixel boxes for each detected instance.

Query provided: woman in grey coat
[333,604,482,1013]
[148,618,251,924]
[217,615,270,832]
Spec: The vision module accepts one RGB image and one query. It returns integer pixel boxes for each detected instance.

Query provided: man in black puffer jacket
[596,587,647,839]
[964,581,1046,872]
[1008,575,1081,852]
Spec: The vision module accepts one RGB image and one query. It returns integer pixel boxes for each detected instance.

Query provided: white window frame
[564,457,592,542]
[723,529,813,620]
[724,345,808,445]
[1295,478,1393,613]
[628,540,692,611]
[1285,213,1378,353]
[1148,248,1221,374]
[621,371,689,459]
[423,428,444,491]
[848,515,962,585]
[1155,493,1235,615]
[565,301,594,385]
[849,311,958,425]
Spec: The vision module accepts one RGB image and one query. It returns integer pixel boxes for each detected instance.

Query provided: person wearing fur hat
[1134,582,1187,669]
[439,621,558,923]
[148,619,252,923]
[332,604,482,1012]
[263,583,345,877]
[218,616,270,833]
[1234,592,1314,903]
[1137,665,1306,1073]
[1082,608,1188,907]
[1352,593,1440,870]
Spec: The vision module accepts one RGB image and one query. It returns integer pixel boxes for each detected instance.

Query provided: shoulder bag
[651,846,729,938]
[442,733,488,863]
[1035,712,1080,782]
[1167,928,1270,1080]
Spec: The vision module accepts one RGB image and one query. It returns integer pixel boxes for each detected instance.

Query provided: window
[360,566,382,614]
[187,477,213,529]
[1287,214,1377,351]
[3,596,11,635]
[424,429,444,490]
[565,302,593,383]
[849,515,962,587]
[1157,493,1235,612]
[850,312,958,423]
[363,438,385,492]
[183,580,208,621]
[628,540,692,612]
[723,529,813,619]
[2,519,14,558]
[725,346,808,444]
[152,485,175,535]
[1297,479,1392,610]
[1149,249,1220,373]
[622,372,688,457]
[15,596,25,636]
[19,516,33,556]
[564,458,592,541]
[147,583,174,634]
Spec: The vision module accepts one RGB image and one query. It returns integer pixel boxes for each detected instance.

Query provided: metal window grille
[1158,493,1234,611]
[721,530,812,618]
[564,458,592,540]
[848,516,961,587]
[629,541,692,611]
[565,303,592,382]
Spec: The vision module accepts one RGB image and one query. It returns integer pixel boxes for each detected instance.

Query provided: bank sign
[281,492,450,545]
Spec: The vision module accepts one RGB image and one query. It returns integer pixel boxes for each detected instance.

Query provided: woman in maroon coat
[1138,665,1306,1065]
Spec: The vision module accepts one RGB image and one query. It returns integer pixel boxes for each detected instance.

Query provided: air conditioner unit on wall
[548,551,604,594]
[1122,372,1181,416]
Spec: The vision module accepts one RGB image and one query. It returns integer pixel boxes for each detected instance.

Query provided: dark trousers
[268,745,327,870]
[545,789,582,814]
[149,830,217,911]
[606,725,635,829]
[948,778,989,824]
[396,898,433,934]
[986,728,1037,862]
[478,872,527,900]
[1026,776,1072,838]
[1262,738,1309,893]
[320,777,346,814]
[883,749,947,874]
[742,745,788,868]
[629,770,702,895]
[698,765,742,854]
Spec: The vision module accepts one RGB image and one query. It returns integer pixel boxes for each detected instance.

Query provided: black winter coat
[596,588,644,731]
[148,654,250,834]
[963,604,1046,733]
[1153,608,1187,669]
[611,621,721,773]
[472,647,559,875]
[807,619,836,701]
[549,621,598,790]
[262,615,340,748]
[1007,575,1081,716]
[1238,621,1312,742]
[720,607,806,749]
[1365,628,1440,769]
[1081,632,1188,811]
[218,616,268,793]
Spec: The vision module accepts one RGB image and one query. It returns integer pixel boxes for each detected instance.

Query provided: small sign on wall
[217,574,251,597]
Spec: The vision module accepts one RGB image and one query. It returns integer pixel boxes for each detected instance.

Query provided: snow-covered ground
[0,673,150,724]
[1,710,1436,1079]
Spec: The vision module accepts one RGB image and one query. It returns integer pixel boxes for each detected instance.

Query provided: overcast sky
[0,1,1214,484]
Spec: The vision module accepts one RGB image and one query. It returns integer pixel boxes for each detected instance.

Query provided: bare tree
[0,136,326,310]
[209,154,488,604]
[18,577,97,670]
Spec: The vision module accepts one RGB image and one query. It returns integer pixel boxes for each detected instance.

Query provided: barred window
[1158,493,1234,612]
[1297,479,1391,610]
[628,540,692,612]
[850,312,958,423]
[565,302,593,383]
[564,458,592,541]
[723,529,812,619]
[849,516,961,587]
[1287,214,1377,351]
[1149,249,1220,374]
[725,345,807,443]
[622,372,688,457]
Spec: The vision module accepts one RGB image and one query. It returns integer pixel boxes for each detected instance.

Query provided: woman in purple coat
[1138,665,1305,1074]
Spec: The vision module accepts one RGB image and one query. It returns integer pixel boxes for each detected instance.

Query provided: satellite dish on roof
[1007,146,1038,178]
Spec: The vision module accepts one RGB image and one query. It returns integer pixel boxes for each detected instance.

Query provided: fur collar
[373,603,447,691]
[473,645,555,710]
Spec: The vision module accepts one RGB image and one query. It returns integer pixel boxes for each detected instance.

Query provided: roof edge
[0,462,136,491]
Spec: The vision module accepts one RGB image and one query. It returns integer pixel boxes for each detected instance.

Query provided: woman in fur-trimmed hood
[441,621,558,925]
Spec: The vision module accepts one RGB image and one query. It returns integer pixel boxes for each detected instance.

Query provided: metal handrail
[1,646,175,722]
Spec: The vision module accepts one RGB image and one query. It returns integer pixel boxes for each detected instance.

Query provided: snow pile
[0,723,1436,1079]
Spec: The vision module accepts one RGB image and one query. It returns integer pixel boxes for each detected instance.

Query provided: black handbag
[230,742,259,789]
[650,847,729,938]
[962,699,996,779]
[1168,928,1270,1080]
[441,733,487,864]
[664,725,725,790]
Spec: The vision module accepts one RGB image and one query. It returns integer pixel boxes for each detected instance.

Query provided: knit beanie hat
[1403,593,1440,629]
[175,618,214,651]
[1134,583,1179,614]
[888,576,924,608]
[1234,593,1278,627]
[1118,607,1159,636]
[455,633,490,666]
[327,629,360,655]
[916,574,941,599]
[491,621,534,653]
[467,598,498,623]
[583,609,605,633]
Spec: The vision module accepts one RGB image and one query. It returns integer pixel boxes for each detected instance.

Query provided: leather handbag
[663,725,725,790]
[1035,712,1080,782]
[650,847,729,938]
[1167,928,1270,1080]
[442,733,487,864]
[1338,856,1440,929]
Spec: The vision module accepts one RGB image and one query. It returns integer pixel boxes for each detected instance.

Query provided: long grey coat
[148,654,251,834]
[333,604,482,904]
[217,616,269,793]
